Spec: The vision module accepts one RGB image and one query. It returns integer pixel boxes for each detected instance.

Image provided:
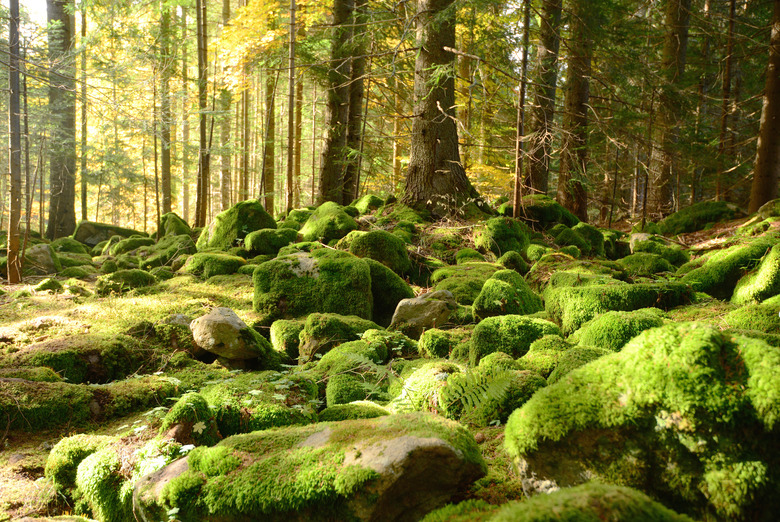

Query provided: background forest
[0,0,778,245]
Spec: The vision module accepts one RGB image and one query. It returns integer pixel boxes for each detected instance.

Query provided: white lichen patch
[282,253,320,279]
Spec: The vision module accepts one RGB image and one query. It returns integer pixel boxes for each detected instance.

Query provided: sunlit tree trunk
[262,72,276,214]
[181,8,191,224]
[220,0,232,211]
[8,0,22,283]
[80,4,87,222]
[195,0,209,227]
[161,3,173,214]
[286,0,296,213]
[294,73,303,207]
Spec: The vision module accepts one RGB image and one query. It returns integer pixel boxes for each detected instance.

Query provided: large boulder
[133,413,486,522]
[469,315,561,366]
[472,269,543,321]
[299,201,359,244]
[473,217,529,257]
[347,230,411,275]
[23,243,61,275]
[504,322,780,520]
[389,290,458,339]
[158,212,191,237]
[244,227,299,256]
[196,199,276,251]
[190,307,279,367]
[72,221,142,247]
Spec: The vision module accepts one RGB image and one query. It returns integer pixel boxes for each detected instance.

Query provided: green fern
[439,368,513,420]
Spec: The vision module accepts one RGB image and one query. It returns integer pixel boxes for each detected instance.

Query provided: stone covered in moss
[96,268,156,296]
[553,226,591,256]
[517,194,579,229]
[496,250,529,275]
[181,252,246,278]
[0,366,63,381]
[572,222,605,257]
[455,248,485,264]
[617,252,674,276]
[546,346,610,384]
[504,323,780,520]
[109,236,156,256]
[630,233,690,266]
[365,258,415,327]
[159,212,191,237]
[545,282,691,335]
[376,202,431,227]
[353,194,384,214]
[731,243,780,305]
[318,401,390,422]
[299,201,359,243]
[298,313,381,363]
[431,262,499,305]
[418,328,472,359]
[23,243,62,276]
[243,227,298,256]
[134,413,486,522]
[515,335,572,378]
[574,309,665,352]
[470,315,561,365]
[659,200,739,236]
[279,208,314,230]
[492,482,692,521]
[472,269,543,320]
[724,303,780,334]
[73,220,142,247]
[473,217,529,257]
[270,319,306,360]
[160,392,221,446]
[526,244,550,262]
[526,252,624,293]
[51,236,90,255]
[45,434,116,492]
[389,361,462,414]
[347,229,411,275]
[253,250,373,326]
[197,199,276,251]
[74,446,125,522]
[34,277,64,293]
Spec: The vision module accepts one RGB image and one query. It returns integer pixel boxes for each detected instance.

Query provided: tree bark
[286,0,296,213]
[181,8,190,224]
[262,72,277,215]
[195,0,209,227]
[80,5,87,222]
[220,0,232,211]
[8,0,22,283]
[748,0,780,212]
[46,0,77,239]
[342,0,367,203]
[524,0,562,195]
[512,0,531,218]
[294,71,303,208]
[401,0,481,217]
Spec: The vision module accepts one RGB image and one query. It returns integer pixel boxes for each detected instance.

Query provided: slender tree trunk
[512,0,531,218]
[390,74,402,189]
[220,0,232,211]
[748,0,780,212]
[195,0,209,227]
[401,0,481,217]
[80,4,87,222]
[46,0,77,239]
[181,8,190,224]
[8,0,22,283]
[525,0,562,195]
[342,0,367,203]
[556,0,594,222]
[161,3,173,214]
[286,0,296,213]
[311,83,318,205]
[716,0,736,201]
[318,0,353,204]
[262,72,277,214]
[294,68,303,208]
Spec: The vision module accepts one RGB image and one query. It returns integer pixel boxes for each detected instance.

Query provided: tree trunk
[748,0,780,212]
[220,0,232,211]
[648,0,691,218]
[181,8,190,224]
[401,0,481,217]
[261,72,277,215]
[161,3,173,214]
[716,0,736,201]
[342,0,367,203]
[512,0,531,219]
[556,0,593,222]
[318,0,353,204]
[46,0,77,240]
[390,74,402,189]
[8,0,22,283]
[195,0,209,227]
[294,71,303,208]
[524,0,562,195]
[286,0,296,213]
[80,5,87,222]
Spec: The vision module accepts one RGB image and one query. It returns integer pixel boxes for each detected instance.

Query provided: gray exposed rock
[24,244,61,275]
[389,290,457,339]
[190,307,262,360]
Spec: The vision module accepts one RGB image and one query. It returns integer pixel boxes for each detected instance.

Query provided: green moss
[472,269,543,321]
[34,277,64,292]
[0,366,62,381]
[723,303,780,334]
[325,373,377,407]
[60,265,97,278]
[572,222,605,257]
[526,244,550,262]
[96,268,156,296]
[631,236,690,266]
[731,243,780,305]
[45,434,116,492]
[0,379,94,430]
[574,309,666,352]
[515,335,572,378]
[319,401,390,421]
[160,392,221,446]
[109,236,156,256]
[364,259,415,328]
[421,499,496,522]
[181,252,246,279]
[418,328,472,359]
[279,208,314,230]
[375,203,430,227]
[197,199,276,251]
[361,328,418,358]
[389,361,462,414]
[298,313,380,363]
[553,226,591,255]
[138,234,197,270]
[470,315,561,365]
[270,319,306,360]
[617,252,674,277]
[527,252,624,292]
[496,250,529,275]
[546,346,611,384]
[473,217,530,257]
[244,227,299,256]
[299,201,359,243]
[455,248,485,264]
[74,447,126,522]
[517,194,579,229]
[659,200,739,236]
[51,236,90,255]
[158,212,191,237]
[353,194,384,214]
[431,262,499,306]
[545,282,692,335]
[492,482,693,521]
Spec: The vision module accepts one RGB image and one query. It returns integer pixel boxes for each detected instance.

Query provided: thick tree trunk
[161,4,173,214]
[556,0,593,222]
[524,0,562,195]
[262,73,276,215]
[512,0,531,219]
[648,0,691,218]
[318,0,353,204]
[220,0,232,211]
[716,0,736,201]
[286,0,296,213]
[46,0,77,240]
[181,8,190,224]
[748,0,780,212]
[401,0,481,217]
[80,6,87,222]
[8,0,22,283]
[342,0,367,204]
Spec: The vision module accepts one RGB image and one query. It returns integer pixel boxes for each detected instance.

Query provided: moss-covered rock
[279,208,314,230]
[270,319,306,360]
[431,262,499,306]
[496,250,529,275]
[34,277,64,293]
[96,268,156,296]
[298,313,381,363]
[45,434,116,492]
[418,328,472,359]
[318,401,390,422]
[51,236,90,255]
[617,252,674,276]
[73,220,142,247]
[365,258,415,327]
[659,200,740,236]
[57,251,94,268]
[572,222,605,257]
[109,236,156,256]
[244,227,299,256]
[473,217,529,257]
[492,483,693,521]
[526,252,624,293]
[181,252,246,278]
[135,413,485,522]
[0,366,63,381]
[353,194,384,214]
[197,199,276,251]
[517,194,579,229]
[472,269,543,320]
[504,322,780,520]
[455,248,485,264]
[158,212,191,237]
[389,361,463,414]
[731,243,780,305]
[470,315,562,365]
[160,392,221,446]
[23,243,62,276]
[553,226,591,255]
[514,335,572,378]
[723,303,780,334]
[347,229,411,275]
[546,346,611,384]
[574,309,666,352]
[299,201,359,243]
[526,244,550,262]
[545,282,692,335]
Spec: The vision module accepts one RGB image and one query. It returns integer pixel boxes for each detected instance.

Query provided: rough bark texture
[648,0,690,218]
[294,75,303,207]
[219,0,231,212]
[46,0,77,240]
[342,0,367,203]
[181,8,190,223]
[401,0,481,217]
[556,0,592,222]
[195,0,209,227]
[318,0,353,205]
[524,0,562,195]
[8,0,22,283]
[262,74,276,215]
[748,0,780,213]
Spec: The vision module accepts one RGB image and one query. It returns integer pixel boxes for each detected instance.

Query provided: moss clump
[473,217,530,257]
[618,252,675,277]
[73,220,142,247]
[57,251,93,268]
[319,401,390,421]
[545,282,692,335]
[526,252,624,293]
[253,250,374,326]
[353,194,384,214]
[109,236,156,256]
[680,238,773,299]
[517,194,579,229]
[158,212,191,237]
[504,323,780,520]
[279,208,314,230]
[376,202,430,227]
[731,243,780,305]
[515,335,572,378]
[75,447,126,522]
[546,346,610,384]
[455,248,485,264]
[299,201,359,243]
[572,222,605,257]
[553,226,591,255]
[94,268,156,296]
[51,236,90,255]
[45,434,116,492]
[574,309,666,352]
[365,258,415,327]
[298,313,380,363]
[160,392,221,446]
[0,366,62,381]
[496,250,529,274]
[659,200,739,236]
[422,499,497,522]
[361,328,418,358]
[60,265,97,278]
[244,227,299,256]
[270,319,306,360]
[431,262,499,305]
[196,199,276,251]
[180,252,246,279]
[526,244,550,262]
[347,229,411,276]
[418,328,472,359]
[631,235,690,266]
[0,379,94,430]
[34,277,64,292]
[472,269,543,321]
[492,483,693,521]
[723,303,780,334]
[389,361,462,414]
[325,373,377,407]
[470,315,561,365]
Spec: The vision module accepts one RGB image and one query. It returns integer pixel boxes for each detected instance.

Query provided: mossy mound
[573,223,606,257]
[472,269,543,321]
[679,238,773,299]
[723,303,780,334]
[57,252,94,268]
[388,361,463,414]
[617,252,674,277]
[158,212,191,237]
[45,434,116,492]
[517,194,579,229]
[348,229,411,275]
[139,234,197,269]
[376,202,431,227]
[181,252,246,278]
[546,346,611,384]
[504,322,780,520]
[470,315,562,365]
[298,313,381,363]
[96,268,156,296]
[492,482,693,521]
[269,319,306,360]
[473,217,529,257]
[421,226,465,265]
[602,229,631,260]
[160,392,221,446]
[526,253,624,292]
[573,309,666,352]
[353,194,384,214]
[496,250,528,274]
[731,243,780,305]
[34,277,64,293]
[318,401,390,421]
[659,200,739,236]
[431,262,499,306]
[279,208,314,230]
[109,236,156,256]
[50,236,90,255]
[0,366,63,382]
[299,201,359,243]
[244,227,299,256]
[418,328,472,359]
[455,248,485,264]
[73,220,142,247]
[196,199,276,251]
[515,335,572,378]
[365,258,416,327]
[545,282,692,335]
[361,328,418,359]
